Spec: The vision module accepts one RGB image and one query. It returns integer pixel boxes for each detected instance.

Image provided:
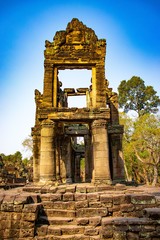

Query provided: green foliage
[120,112,160,185]
[118,76,160,116]
[22,135,33,157]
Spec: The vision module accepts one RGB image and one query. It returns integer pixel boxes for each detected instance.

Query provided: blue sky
[0,0,160,157]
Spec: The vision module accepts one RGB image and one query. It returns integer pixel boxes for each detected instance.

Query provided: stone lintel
[65,129,89,135]
[37,108,110,121]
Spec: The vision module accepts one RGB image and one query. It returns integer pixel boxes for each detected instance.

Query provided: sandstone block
[11,212,22,220]
[84,226,99,235]
[50,193,62,201]
[66,186,76,193]
[77,208,107,217]
[3,228,19,238]
[1,203,14,212]
[89,201,102,208]
[40,193,51,201]
[101,228,113,238]
[0,219,11,230]
[113,231,126,240]
[87,193,99,201]
[13,204,23,212]
[63,192,74,201]
[22,212,37,221]
[47,225,61,236]
[143,207,160,219]
[120,203,134,212]
[61,225,85,235]
[127,232,139,240]
[42,201,55,209]
[14,194,29,205]
[63,201,75,210]
[20,220,34,229]
[75,200,88,209]
[19,228,34,238]
[76,186,86,193]
[75,193,86,201]
[76,217,89,225]
[36,224,48,236]
[46,209,75,218]
[100,194,113,203]
[23,203,41,213]
[86,186,96,193]
[3,194,16,204]
[89,216,101,226]
[11,219,21,229]
[131,194,156,205]
[113,194,125,205]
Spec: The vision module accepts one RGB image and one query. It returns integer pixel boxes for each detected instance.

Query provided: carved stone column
[91,119,111,184]
[39,119,56,183]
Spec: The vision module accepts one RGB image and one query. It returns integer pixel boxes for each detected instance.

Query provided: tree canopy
[120,113,160,186]
[118,76,160,116]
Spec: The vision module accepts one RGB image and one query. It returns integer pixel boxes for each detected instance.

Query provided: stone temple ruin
[1,18,160,240]
[31,18,125,185]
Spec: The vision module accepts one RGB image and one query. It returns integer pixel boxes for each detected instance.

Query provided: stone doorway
[64,124,92,184]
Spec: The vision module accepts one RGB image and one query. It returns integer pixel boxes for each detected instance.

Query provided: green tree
[22,135,33,157]
[120,113,160,185]
[119,112,134,181]
[118,76,160,116]
[131,114,160,186]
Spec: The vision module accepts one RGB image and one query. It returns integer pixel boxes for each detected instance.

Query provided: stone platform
[0,183,160,239]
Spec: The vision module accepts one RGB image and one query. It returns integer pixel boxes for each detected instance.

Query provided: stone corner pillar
[39,119,56,183]
[91,119,112,185]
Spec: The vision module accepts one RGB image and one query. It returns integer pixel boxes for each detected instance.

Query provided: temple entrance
[64,124,92,183]
[71,136,85,183]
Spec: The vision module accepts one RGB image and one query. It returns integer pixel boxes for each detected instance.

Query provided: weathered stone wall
[0,184,160,239]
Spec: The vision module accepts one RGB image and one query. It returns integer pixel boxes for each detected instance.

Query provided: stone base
[1,183,160,239]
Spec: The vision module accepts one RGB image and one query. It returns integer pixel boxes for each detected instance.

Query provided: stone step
[76,207,108,217]
[38,216,74,225]
[36,224,85,237]
[42,200,75,210]
[44,209,76,218]
[35,234,90,239]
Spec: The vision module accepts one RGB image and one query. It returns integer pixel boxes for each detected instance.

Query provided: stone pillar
[91,119,111,184]
[43,64,53,107]
[110,134,125,183]
[84,134,92,182]
[32,133,40,182]
[65,137,72,183]
[56,137,61,182]
[39,119,56,183]
[53,67,58,107]
[74,154,81,182]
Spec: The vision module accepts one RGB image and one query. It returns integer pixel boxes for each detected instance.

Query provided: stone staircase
[1,184,160,239]
[28,184,160,240]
